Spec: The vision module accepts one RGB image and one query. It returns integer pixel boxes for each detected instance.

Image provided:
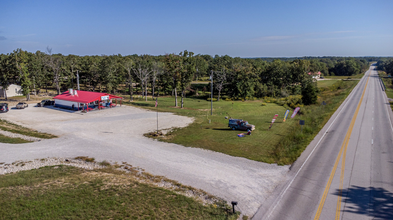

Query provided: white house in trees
[0,84,23,98]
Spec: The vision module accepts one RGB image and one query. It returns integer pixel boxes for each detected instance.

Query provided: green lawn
[128,98,295,163]
[0,166,236,220]
[317,79,339,88]
[324,72,364,79]
[127,79,359,164]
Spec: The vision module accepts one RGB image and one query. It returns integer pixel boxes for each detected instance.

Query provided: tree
[45,47,62,94]
[151,61,163,98]
[132,55,152,101]
[65,54,80,89]
[123,57,134,101]
[164,54,181,107]
[213,68,227,101]
[194,55,208,81]
[301,82,317,105]
[178,50,195,108]
[0,54,11,99]
[13,49,31,101]
[99,55,121,93]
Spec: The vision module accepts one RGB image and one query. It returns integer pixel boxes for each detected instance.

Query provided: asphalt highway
[254,65,393,220]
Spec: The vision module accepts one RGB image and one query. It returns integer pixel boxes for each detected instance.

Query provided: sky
[1,0,392,57]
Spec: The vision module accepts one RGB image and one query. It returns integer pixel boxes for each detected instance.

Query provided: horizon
[1,0,393,57]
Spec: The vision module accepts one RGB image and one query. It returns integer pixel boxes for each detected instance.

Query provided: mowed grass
[0,166,235,220]
[0,119,57,140]
[127,78,359,164]
[317,79,339,88]
[324,73,364,79]
[128,98,295,163]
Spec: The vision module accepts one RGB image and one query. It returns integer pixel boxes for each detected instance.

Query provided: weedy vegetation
[0,165,237,219]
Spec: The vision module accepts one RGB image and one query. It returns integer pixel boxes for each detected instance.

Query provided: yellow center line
[314,72,370,220]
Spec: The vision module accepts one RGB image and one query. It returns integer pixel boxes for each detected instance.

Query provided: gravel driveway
[0,105,289,216]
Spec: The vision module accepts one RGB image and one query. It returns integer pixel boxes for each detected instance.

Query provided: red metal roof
[53,90,122,103]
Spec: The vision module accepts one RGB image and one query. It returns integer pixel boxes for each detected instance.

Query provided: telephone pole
[210,70,213,115]
[76,70,80,90]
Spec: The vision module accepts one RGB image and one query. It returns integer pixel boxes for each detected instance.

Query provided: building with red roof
[53,89,122,111]
[307,71,321,79]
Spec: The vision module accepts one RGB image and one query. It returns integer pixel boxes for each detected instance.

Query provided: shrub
[206,98,218,101]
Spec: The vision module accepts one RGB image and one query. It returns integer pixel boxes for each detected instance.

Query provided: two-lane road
[254,65,393,219]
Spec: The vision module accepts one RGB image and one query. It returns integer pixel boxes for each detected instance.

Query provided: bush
[206,98,218,101]
[261,103,267,106]
[302,83,318,105]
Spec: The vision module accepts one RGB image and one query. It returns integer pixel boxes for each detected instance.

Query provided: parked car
[228,119,255,131]
[16,102,28,109]
[0,103,9,113]
[37,99,54,107]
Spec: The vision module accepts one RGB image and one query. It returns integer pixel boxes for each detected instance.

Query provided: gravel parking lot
[0,105,289,216]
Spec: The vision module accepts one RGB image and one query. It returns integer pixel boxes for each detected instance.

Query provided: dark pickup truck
[37,99,54,107]
[228,119,255,131]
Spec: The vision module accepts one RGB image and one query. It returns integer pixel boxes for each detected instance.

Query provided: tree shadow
[333,185,393,219]
[131,102,152,107]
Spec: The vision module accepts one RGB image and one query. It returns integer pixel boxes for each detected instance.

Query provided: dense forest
[376,58,393,75]
[0,48,375,106]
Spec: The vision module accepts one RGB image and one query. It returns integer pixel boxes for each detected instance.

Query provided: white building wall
[54,99,81,107]
[0,84,23,98]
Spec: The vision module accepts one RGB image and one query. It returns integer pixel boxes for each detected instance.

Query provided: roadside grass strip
[0,164,238,220]
[378,71,393,111]
[128,79,358,165]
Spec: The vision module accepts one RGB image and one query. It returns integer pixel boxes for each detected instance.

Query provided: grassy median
[0,165,235,220]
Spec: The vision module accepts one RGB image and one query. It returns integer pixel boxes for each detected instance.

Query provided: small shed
[53,89,122,111]
[0,84,23,98]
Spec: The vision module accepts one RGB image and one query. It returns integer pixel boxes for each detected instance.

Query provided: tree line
[376,58,393,75]
[0,48,373,107]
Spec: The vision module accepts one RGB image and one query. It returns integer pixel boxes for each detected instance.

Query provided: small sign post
[299,120,305,132]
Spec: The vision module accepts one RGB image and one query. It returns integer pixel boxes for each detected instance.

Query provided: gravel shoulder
[0,105,289,216]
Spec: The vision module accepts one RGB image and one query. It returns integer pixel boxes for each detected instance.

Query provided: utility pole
[76,70,80,90]
[33,76,36,97]
[210,70,213,115]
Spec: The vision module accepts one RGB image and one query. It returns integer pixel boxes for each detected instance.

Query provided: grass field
[0,165,237,220]
[128,97,296,163]
[324,73,364,79]
[317,80,339,88]
[127,79,359,164]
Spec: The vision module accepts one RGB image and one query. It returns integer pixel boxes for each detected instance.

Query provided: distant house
[0,84,23,98]
[308,71,321,79]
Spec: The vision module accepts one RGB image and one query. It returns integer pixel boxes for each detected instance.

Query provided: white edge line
[265,69,369,219]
